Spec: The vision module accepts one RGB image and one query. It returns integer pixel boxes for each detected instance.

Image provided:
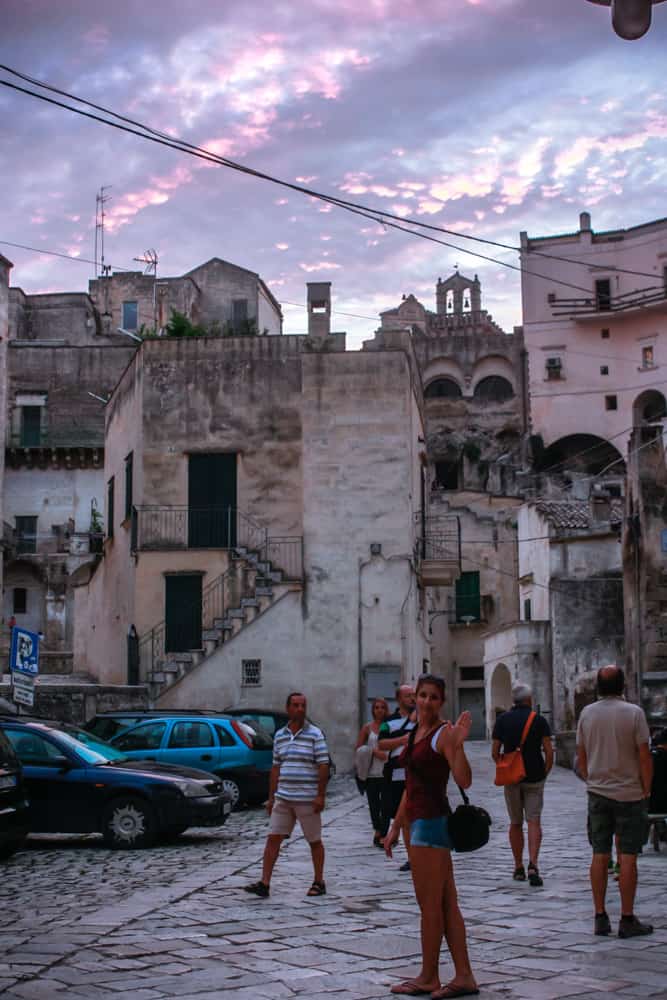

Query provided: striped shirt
[273,722,329,801]
[379,713,416,782]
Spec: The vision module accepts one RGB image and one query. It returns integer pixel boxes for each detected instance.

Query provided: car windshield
[48,729,122,765]
[67,729,128,761]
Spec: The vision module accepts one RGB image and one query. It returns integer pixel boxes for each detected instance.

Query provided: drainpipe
[520,347,529,436]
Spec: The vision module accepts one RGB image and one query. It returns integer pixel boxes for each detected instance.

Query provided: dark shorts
[587,792,649,856]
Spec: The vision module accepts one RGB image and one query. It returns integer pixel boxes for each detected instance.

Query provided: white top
[367,729,385,778]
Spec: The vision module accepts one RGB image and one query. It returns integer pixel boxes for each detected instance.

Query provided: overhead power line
[1,67,656,302]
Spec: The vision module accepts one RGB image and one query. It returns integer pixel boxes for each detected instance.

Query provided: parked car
[0,720,232,848]
[109,715,273,808]
[224,706,337,777]
[84,710,212,743]
[0,726,30,858]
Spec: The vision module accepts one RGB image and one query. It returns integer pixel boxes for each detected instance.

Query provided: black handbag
[448,786,492,853]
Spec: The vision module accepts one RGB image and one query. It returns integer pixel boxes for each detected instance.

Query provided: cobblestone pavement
[1,743,665,1000]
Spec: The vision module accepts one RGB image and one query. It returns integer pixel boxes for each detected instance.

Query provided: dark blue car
[0,727,30,858]
[0,721,232,849]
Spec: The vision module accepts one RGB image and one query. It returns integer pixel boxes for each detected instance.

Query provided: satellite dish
[586,0,667,40]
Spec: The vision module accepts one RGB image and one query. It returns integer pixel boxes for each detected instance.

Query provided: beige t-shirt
[576,697,650,802]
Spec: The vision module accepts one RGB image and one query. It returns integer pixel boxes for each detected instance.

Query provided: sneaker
[399,861,411,872]
[527,865,543,887]
[513,865,526,881]
[243,880,269,898]
[595,912,612,936]
[618,916,653,939]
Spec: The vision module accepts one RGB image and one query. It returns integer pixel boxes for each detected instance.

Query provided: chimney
[307,282,331,338]
[579,211,592,232]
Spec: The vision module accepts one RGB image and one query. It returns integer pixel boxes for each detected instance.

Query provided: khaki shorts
[504,780,545,824]
[268,798,322,843]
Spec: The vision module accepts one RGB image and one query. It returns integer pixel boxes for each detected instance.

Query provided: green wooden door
[165,574,202,653]
[188,453,237,547]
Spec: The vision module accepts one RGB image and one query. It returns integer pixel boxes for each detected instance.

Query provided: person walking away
[576,665,654,938]
[356,697,390,847]
[492,682,553,887]
[379,684,416,871]
[385,673,478,999]
[244,692,330,898]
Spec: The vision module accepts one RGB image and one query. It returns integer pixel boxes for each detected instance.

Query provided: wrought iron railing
[549,283,667,317]
[132,506,268,553]
[416,513,461,565]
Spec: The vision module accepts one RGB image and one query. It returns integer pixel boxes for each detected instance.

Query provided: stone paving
[0,743,665,1000]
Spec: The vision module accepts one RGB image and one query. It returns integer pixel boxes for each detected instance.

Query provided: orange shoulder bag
[494,711,536,787]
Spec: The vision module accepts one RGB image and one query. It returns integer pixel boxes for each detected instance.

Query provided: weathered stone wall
[0,680,149,723]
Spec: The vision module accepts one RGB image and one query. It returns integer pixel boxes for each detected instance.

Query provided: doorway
[165,574,202,653]
[188,453,237,547]
[362,664,401,721]
[458,687,486,739]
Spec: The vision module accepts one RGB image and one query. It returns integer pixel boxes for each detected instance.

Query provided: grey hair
[512,682,533,704]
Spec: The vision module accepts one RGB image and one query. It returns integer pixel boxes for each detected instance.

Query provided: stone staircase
[141,543,302,700]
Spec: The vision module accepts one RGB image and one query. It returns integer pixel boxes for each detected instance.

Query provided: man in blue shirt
[244,692,330,898]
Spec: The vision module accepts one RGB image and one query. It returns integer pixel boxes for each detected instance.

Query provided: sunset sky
[2,0,667,346]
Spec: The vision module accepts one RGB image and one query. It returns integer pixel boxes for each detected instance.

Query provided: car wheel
[219,776,243,810]
[102,796,156,849]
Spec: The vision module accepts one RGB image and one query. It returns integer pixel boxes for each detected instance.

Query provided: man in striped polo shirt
[244,692,330,898]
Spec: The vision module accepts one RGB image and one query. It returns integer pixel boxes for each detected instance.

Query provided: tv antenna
[134,249,159,330]
[94,185,112,278]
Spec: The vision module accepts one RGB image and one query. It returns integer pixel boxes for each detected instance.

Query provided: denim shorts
[410,815,452,850]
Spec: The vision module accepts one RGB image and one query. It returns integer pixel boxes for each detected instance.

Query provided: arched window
[633,389,666,426]
[425,378,462,400]
[473,376,514,403]
[446,289,454,314]
[462,287,472,313]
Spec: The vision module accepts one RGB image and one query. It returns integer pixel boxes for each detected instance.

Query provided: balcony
[417,514,461,587]
[549,283,667,321]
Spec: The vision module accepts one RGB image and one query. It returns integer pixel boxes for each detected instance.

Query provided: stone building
[72,283,454,766]
[520,211,667,491]
[0,256,11,627]
[484,497,624,740]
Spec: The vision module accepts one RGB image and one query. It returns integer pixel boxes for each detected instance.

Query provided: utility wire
[1,63,662,284]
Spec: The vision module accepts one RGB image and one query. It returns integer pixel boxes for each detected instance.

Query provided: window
[473,376,514,403]
[455,571,481,622]
[242,658,262,686]
[446,289,454,314]
[13,588,27,615]
[232,299,248,331]
[434,460,459,491]
[122,301,138,331]
[600,365,609,376]
[168,721,214,748]
[6,730,67,764]
[425,378,462,400]
[15,516,37,555]
[595,279,611,312]
[107,477,115,539]
[545,357,562,380]
[601,328,610,339]
[642,345,655,369]
[605,395,618,411]
[214,724,236,747]
[114,721,166,751]
[462,287,472,313]
[20,406,42,447]
[124,453,133,522]
[524,598,532,622]
[460,666,484,681]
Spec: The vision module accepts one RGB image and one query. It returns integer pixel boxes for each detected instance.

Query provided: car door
[159,720,219,771]
[3,729,90,833]
[110,720,168,761]
[213,722,250,771]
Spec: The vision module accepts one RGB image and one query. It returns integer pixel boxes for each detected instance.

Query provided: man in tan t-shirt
[576,665,654,939]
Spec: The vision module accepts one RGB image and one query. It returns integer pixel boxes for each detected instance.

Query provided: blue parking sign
[10,627,40,676]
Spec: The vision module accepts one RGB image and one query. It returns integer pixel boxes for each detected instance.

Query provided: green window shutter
[455,571,480,622]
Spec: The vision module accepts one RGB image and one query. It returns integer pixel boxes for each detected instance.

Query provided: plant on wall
[165,309,207,338]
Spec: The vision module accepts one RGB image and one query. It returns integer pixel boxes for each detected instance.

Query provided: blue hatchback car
[110,715,273,808]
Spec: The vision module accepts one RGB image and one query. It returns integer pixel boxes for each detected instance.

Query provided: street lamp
[586,0,666,40]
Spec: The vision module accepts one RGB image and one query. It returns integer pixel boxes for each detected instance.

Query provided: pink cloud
[299,261,342,272]
[105,166,193,233]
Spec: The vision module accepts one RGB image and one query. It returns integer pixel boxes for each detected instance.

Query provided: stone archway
[490,662,512,722]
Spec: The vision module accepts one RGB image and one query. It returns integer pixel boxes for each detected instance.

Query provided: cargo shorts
[587,792,649,856]
[504,780,545,824]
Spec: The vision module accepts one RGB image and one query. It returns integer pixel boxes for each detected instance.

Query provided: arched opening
[537,433,625,477]
[633,389,666,427]
[446,289,454,314]
[490,663,512,720]
[425,377,463,400]
[473,375,514,403]
[462,287,472,313]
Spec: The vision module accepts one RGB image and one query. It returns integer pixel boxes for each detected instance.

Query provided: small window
[524,598,532,622]
[642,345,655,369]
[113,721,166,751]
[242,658,262,686]
[600,365,609,376]
[232,299,248,330]
[107,477,115,539]
[545,357,562,380]
[434,460,459,491]
[122,301,138,331]
[311,300,328,314]
[601,328,610,339]
[13,588,27,615]
[20,406,42,447]
[168,721,214,749]
[124,453,133,522]
[605,395,618,411]
[460,666,484,681]
[595,279,611,312]
[15,516,37,555]
[214,724,236,747]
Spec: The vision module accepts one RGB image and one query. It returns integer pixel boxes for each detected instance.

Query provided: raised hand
[440,711,472,755]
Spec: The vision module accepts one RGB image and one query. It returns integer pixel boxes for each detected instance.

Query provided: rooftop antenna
[94,185,112,278]
[134,249,159,331]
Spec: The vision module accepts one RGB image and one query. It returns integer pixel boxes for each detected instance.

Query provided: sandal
[306,880,326,896]
[527,864,543,887]
[390,983,434,996]
[513,865,526,881]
